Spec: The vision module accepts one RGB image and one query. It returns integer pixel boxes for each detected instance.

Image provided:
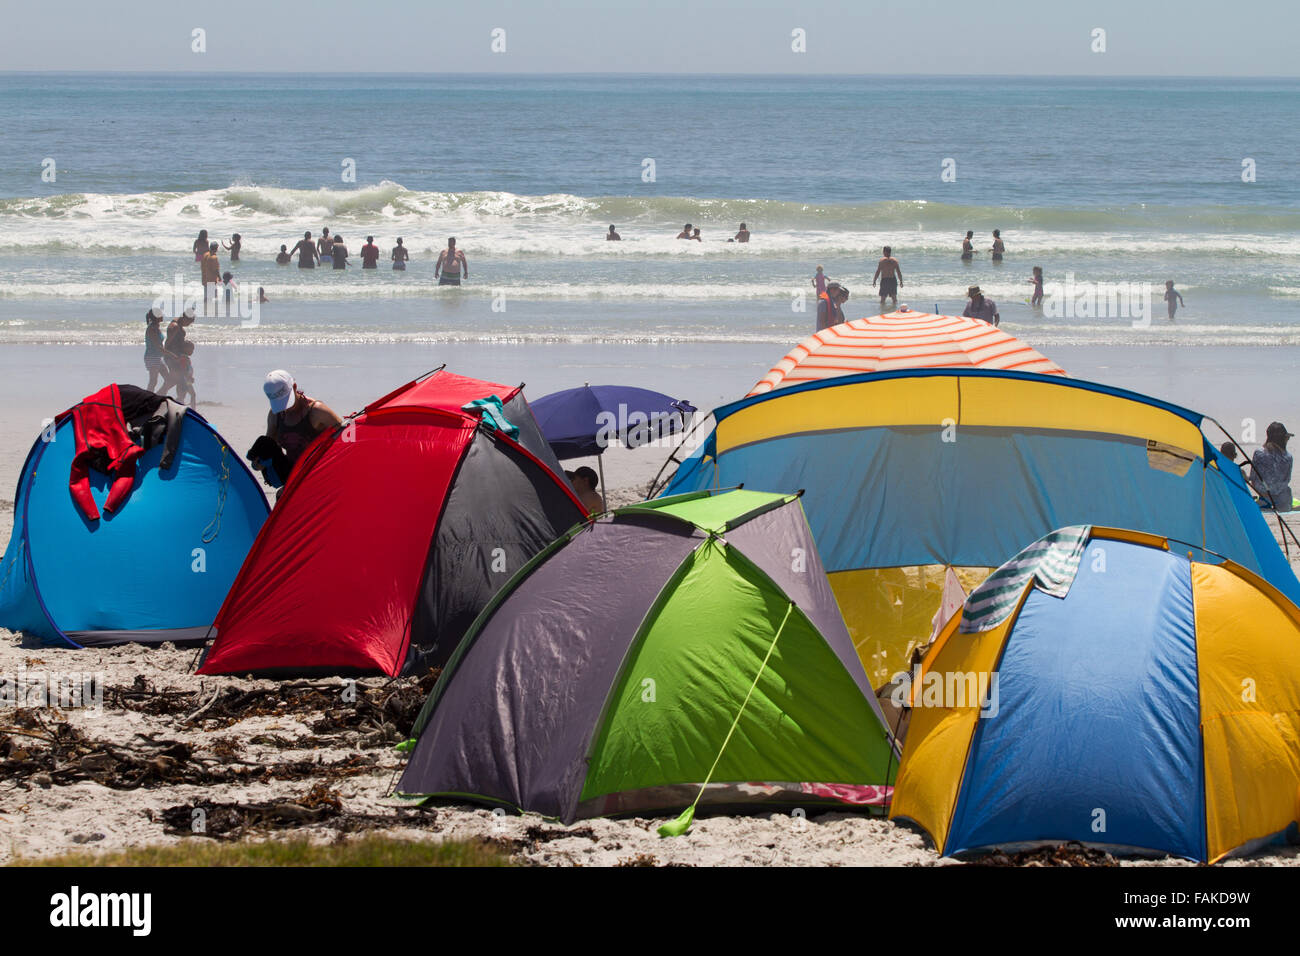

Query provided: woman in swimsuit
[961,230,974,261]
[193,230,209,262]
[990,229,1004,262]
[391,238,409,271]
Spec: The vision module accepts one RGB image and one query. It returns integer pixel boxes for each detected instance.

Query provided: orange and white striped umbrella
[749,309,1066,396]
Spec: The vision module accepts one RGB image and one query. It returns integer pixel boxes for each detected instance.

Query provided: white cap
[264,370,295,413]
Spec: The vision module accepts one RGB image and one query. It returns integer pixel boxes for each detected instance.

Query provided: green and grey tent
[397,489,898,827]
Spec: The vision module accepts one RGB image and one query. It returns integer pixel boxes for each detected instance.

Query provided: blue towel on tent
[462,396,519,439]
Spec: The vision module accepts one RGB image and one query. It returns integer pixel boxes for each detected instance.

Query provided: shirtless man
[435,237,468,286]
[201,242,222,313]
[961,230,975,261]
[290,231,319,269]
[872,246,903,309]
[275,244,291,265]
[676,223,693,239]
[317,227,333,262]
[391,237,409,270]
[607,224,621,241]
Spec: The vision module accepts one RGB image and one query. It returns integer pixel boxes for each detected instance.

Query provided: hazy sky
[0,0,1293,76]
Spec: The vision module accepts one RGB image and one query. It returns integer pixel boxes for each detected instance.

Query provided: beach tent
[0,388,268,646]
[397,489,898,825]
[891,526,1300,863]
[198,370,585,678]
[749,310,1065,396]
[662,369,1300,688]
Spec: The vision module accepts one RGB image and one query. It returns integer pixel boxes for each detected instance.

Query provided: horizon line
[2,70,1300,80]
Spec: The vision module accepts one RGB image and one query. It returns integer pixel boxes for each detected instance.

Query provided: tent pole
[597,454,608,512]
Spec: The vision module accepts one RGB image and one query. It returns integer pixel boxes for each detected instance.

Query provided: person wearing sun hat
[1249,421,1295,511]
[256,370,342,482]
[962,285,1000,327]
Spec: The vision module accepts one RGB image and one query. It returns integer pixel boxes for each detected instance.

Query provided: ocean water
[1,73,1300,347]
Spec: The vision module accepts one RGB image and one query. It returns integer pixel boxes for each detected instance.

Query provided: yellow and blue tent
[890,526,1300,863]
[663,369,1300,687]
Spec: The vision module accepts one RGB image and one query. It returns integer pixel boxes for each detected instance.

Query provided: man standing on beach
[435,237,468,286]
[963,285,999,327]
[290,231,319,269]
[873,246,903,310]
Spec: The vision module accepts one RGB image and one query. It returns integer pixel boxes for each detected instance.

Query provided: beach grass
[9,835,513,867]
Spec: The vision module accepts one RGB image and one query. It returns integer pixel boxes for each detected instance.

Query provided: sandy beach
[4,493,1300,868]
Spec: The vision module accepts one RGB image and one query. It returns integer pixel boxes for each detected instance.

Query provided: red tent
[198,370,585,677]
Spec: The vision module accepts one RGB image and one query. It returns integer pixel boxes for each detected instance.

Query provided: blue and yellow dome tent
[0,397,268,647]
[890,526,1300,863]
[661,369,1300,688]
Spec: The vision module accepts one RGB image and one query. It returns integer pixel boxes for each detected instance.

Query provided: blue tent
[0,400,268,647]
[663,368,1300,687]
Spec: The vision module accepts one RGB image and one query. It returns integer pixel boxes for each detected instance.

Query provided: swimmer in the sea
[192,229,209,262]
[733,223,750,243]
[290,231,319,269]
[961,230,975,261]
[607,224,621,241]
[360,236,380,269]
[276,244,291,265]
[391,237,409,270]
[435,237,468,286]
[677,223,692,239]
[222,233,242,262]
[990,229,1004,262]
[330,234,349,269]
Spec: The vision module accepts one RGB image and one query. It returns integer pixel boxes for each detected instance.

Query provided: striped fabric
[749,310,1066,396]
[958,525,1091,633]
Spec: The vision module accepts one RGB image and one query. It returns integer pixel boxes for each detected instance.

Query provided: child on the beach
[812,265,827,295]
[1029,266,1044,307]
[1163,280,1185,320]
